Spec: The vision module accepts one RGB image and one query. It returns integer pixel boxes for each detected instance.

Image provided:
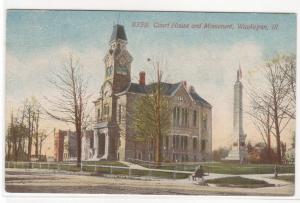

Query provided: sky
[5,10,296,154]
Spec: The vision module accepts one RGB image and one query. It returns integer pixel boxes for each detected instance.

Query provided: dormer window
[177,96,184,101]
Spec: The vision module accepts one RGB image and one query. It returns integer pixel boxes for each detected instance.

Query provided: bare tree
[38,130,50,156]
[248,54,295,164]
[248,92,274,162]
[6,108,28,161]
[281,54,296,119]
[45,54,90,166]
[23,97,41,160]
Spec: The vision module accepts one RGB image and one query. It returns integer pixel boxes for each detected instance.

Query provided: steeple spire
[236,62,242,81]
[110,24,127,43]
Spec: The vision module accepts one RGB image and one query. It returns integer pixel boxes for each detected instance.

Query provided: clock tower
[92,24,133,161]
[103,24,133,93]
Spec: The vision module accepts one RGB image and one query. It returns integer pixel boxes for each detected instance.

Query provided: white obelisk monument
[225,66,247,163]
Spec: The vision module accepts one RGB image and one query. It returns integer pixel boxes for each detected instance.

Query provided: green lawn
[6,161,189,179]
[81,161,127,167]
[145,162,295,175]
[273,175,295,183]
[206,176,274,188]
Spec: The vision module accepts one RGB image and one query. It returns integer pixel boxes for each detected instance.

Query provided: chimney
[182,80,187,88]
[139,71,146,86]
[188,85,195,93]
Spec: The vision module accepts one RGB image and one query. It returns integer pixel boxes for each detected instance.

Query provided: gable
[173,85,194,105]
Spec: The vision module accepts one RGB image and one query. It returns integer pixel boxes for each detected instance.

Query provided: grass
[274,175,295,183]
[145,162,295,175]
[206,176,274,188]
[6,161,188,179]
[82,161,127,167]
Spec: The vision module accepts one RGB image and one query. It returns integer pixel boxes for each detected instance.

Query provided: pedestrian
[274,164,278,178]
[192,165,204,182]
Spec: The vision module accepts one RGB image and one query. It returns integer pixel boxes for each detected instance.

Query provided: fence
[5,161,193,179]
[127,158,295,174]
[5,160,295,177]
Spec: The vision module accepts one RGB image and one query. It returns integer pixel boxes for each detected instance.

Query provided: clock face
[116,66,128,75]
[119,55,127,66]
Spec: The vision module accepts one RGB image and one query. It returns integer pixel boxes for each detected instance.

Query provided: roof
[126,82,212,107]
[190,91,212,107]
[110,24,127,42]
[127,82,180,95]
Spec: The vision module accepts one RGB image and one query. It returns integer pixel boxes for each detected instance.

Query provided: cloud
[5,45,105,132]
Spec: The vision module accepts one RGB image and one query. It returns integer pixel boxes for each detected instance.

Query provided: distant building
[54,130,77,161]
[82,24,213,162]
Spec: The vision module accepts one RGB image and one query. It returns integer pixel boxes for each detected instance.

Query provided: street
[5,169,294,196]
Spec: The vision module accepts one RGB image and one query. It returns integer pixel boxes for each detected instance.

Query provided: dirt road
[5,169,294,196]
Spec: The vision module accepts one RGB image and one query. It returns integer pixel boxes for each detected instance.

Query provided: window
[178,108,188,128]
[181,108,184,126]
[173,108,176,126]
[149,153,153,161]
[165,136,169,150]
[177,96,184,101]
[118,105,122,122]
[138,152,142,160]
[180,136,184,149]
[149,139,154,150]
[202,113,208,131]
[172,153,177,162]
[173,136,176,149]
[103,104,109,118]
[193,137,197,151]
[186,109,189,127]
[193,110,197,126]
[106,66,112,77]
[201,140,206,151]
[183,136,188,151]
[90,136,94,148]
[173,135,180,150]
[97,109,100,120]
[176,107,180,127]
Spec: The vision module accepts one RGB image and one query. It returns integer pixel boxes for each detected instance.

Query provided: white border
[1,0,300,203]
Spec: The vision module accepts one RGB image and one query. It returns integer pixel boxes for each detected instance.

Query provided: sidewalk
[119,161,148,170]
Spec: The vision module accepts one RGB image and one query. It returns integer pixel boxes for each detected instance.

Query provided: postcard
[4,9,296,196]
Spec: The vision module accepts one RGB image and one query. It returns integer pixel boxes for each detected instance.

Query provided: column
[93,130,98,159]
[104,133,109,159]
[99,132,109,160]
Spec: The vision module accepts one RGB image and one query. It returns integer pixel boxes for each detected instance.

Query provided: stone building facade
[84,24,212,162]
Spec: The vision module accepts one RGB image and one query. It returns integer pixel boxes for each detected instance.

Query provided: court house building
[81,24,212,162]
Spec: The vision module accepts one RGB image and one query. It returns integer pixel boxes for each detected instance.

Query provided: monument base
[223,147,248,163]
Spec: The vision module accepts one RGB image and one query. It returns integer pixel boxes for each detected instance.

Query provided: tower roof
[110,24,127,42]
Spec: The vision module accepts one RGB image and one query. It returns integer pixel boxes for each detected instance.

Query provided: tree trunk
[35,111,40,156]
[27,111,32,161]
[274,110,281,164]
[154,66,162,168]
[76,128,82,167]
